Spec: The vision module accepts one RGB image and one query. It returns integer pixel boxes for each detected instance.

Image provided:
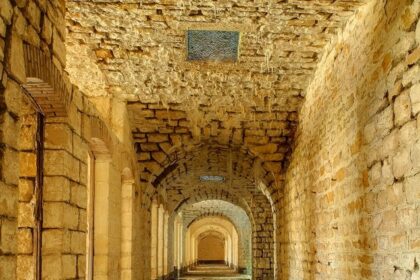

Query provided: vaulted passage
[0,0,420,280]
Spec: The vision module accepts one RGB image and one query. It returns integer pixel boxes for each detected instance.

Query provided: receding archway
[197,231,226,263]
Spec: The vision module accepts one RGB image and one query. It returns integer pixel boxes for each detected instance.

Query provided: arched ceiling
[197,231,226,242]
[61,2,375,279]
[65,0,371,210]
[181,200,250,231]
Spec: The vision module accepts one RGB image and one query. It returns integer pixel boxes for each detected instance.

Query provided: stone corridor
[0,0,419,279]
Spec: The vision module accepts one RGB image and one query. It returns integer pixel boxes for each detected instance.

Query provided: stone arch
[185,210,252,273]
[22,43,71,117]
[173,189,256,229]
[88,117,114,156]
[186,216,239,268]
[139,142,282,204]
[166,184,273,279]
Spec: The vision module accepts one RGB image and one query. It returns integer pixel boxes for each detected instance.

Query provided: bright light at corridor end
[199,175,225,182]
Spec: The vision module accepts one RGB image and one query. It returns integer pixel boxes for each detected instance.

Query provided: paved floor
[179,264,251,279]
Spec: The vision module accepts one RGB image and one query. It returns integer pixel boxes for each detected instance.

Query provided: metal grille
[187,30,240,62]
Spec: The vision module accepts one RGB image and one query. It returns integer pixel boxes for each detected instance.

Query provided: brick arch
[142,144,280,208]
[187,213,241,233]
[139,141,282,200]
[22,44,72,117]
[173,188,255,228]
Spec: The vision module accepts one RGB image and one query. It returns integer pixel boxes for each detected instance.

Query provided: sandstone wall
[0,0,139,279]
[279,0,420,279]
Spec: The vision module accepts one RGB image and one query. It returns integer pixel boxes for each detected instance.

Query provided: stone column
[93,156,113,279]
[150,200,158,280]
[157,205,164,278]
[163,211,169,277]
[121,179,135,280]
[178,222,183,269]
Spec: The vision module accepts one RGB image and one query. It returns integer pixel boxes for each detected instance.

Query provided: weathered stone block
[4,79,22,116]
[0,256,16,280]
[72,133,88,162]
[44,123,72,151]
[0,182,17,217]
[0,219,16,253]
[78,255,86,277]
[407,47,420,65]
[0,18,5,38]
[42,255,62,279]
[6,33,26,83]
[44,150,79,181]
[64,204,79,230]
[62,255,77,278]
[70,231,86,254]
[17,228,32,254]
[401,120,418,149]
[392,148,410,180]
[410,83,420,115]
[19,152,37,178]
[16,255,34,280]
[3,148,19,185]
[19,120,37,151]
[394,92,412,127]
[0,0,13,24]
[44,176,70,202]
[18,202,34,227]
[77,210,87,235]
[52,29,65,65]
[148,134,168,143]
[24,0,41,32]
[377,106,394,137]
[42,229,65,254]
[250,143,278,155]
[1,111,19,149]
[12,8,27,37]
[43,202,64,228]
[70,183,87,209]
[41,16,52,44]
[402,65,420,87]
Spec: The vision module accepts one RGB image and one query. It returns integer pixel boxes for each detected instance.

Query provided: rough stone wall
[0,1,138,279]
[279,0,420,279]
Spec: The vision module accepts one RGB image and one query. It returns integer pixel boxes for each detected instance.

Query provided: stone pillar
[173,218,178,271]
[93,156,112,279]
[157,205,164,278]
[121,179,135,280]
[86,152,95,280]
[150,201,158,280]
[178,222,183,269]
[163,211,169,277]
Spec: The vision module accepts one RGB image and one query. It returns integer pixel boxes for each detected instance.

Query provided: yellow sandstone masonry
[0,0,419,279]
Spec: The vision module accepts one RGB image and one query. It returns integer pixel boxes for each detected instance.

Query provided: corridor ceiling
[66,0,370,194]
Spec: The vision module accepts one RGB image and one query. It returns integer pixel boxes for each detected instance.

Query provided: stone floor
[179,264,251,279]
